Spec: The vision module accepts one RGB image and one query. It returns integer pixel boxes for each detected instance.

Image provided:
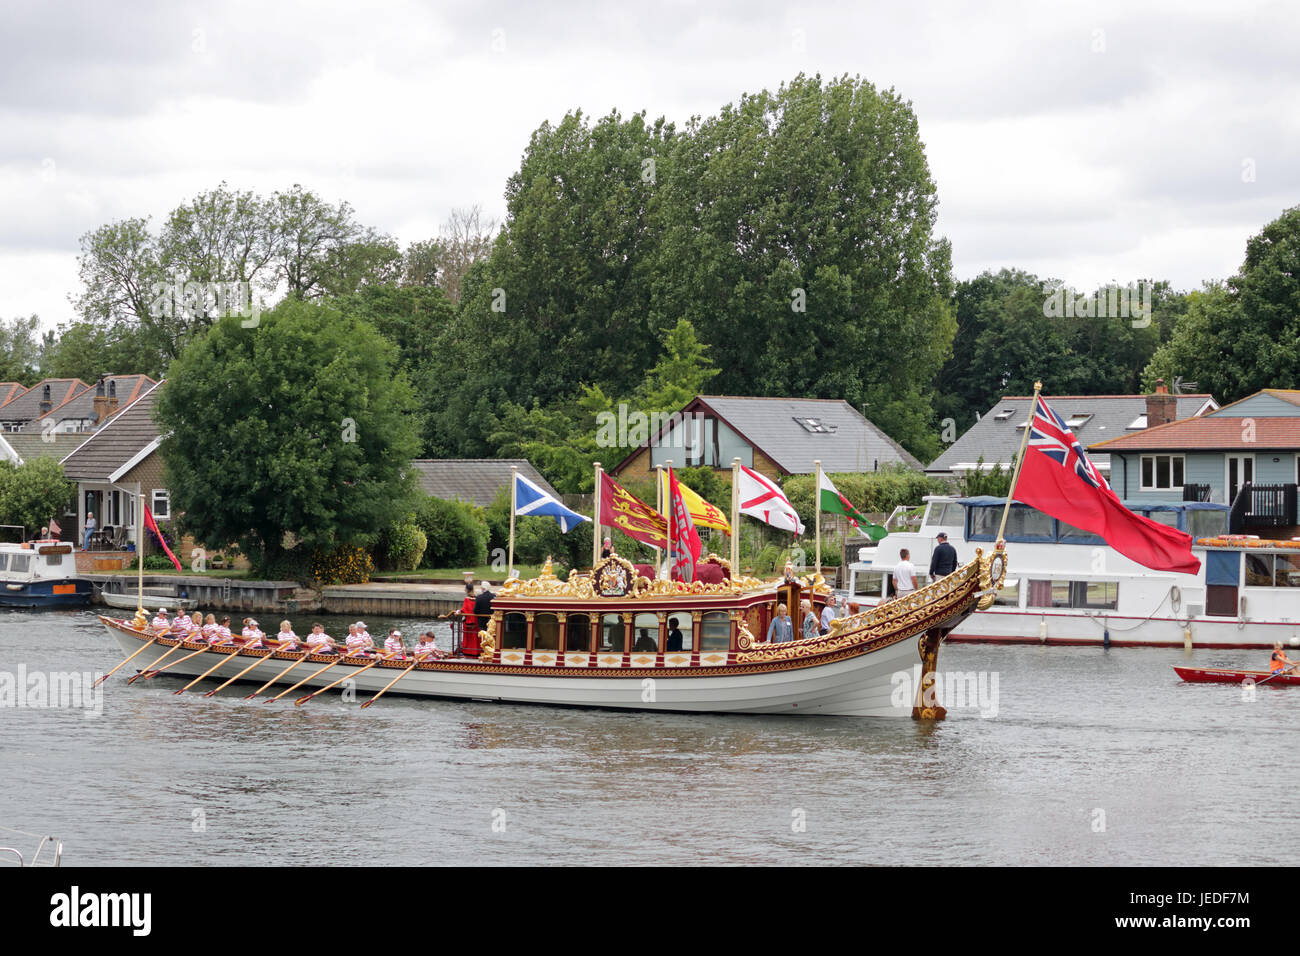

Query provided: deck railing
[1182,483,1212,502]
[1229,482,1298,532]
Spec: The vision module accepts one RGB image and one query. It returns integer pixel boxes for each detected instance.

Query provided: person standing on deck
[469,581,495,656]
[766,603,794,643]
[929,532,958,578]
[893,549,918,600]
[800,599,819,639]
[82,512,95,551]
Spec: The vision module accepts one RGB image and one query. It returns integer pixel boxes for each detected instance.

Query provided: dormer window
[795,417,837,434]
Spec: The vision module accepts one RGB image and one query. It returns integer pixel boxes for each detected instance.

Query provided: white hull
[104,620,930,717]
[100,591,194,612]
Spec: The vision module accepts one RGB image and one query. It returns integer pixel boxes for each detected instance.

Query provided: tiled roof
[0,383,24,407]
[5,432,98,463]
[61,382,163,481]
[26,374,154,430]
[642,395,922,474]
[1089,416,1300,451]
[0,379,89,422]
[928,394,1217,473]
[409,459,559,508]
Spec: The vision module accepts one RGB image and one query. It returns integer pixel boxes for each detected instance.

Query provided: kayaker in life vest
[1271,642,1296,675]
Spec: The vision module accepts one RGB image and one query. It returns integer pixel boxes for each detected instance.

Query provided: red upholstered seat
[633,564,656,580]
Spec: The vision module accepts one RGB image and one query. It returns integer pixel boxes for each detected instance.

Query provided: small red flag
[668,467,702,582]
[143,506,183,572]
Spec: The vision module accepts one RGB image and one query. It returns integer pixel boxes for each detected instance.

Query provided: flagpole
[508,465,517,579]
[665,460,673,580]
[653,463,663,577]
[592,462,602,569]
[814,460,822,579]
[730,457,740,573]
[136,491,144,613]
[996,380,1041,545]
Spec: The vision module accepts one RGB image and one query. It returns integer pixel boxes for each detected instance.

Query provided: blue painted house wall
[1207,393,1300,418]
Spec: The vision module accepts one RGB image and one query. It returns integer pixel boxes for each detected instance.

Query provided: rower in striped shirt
[345,623,376,657]
[305,623,336,654]
[412,632,443,660]
[151,609,170,632]
[384,629,407,659]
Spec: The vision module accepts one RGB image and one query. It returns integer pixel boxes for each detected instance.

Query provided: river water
[0,607,1292,866]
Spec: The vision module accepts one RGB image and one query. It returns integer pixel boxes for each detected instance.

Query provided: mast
[996,380,1040,545]
[136,491,144,613]
[665,459,673,580]
[814,459,822,579]
[592,461,602,569]
[730,457,740,573]
[508,464,517,579]
[653,462,663,577]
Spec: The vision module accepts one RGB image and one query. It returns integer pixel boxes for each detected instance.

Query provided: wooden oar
[205,644,281,698]
[94,629,167,687]
[126,638,187,684]
[266,653,357,704]
[1256,663,1300,687]
[136,643,216,681]
[360,652,436,710]
[175,641,259,694]
[245,646,319,700]
[294,652,396,706]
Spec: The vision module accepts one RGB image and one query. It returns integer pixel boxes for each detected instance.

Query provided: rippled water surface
[0,608,1294,865]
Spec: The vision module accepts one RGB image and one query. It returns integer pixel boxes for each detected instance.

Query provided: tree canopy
[154,299,420,574]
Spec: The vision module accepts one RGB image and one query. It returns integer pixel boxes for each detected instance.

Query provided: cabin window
[10,553,31,574]
[600,613,624,653]
[533,613,560,651]
[45,554,61,567]
[699,611,730,652]
[1245,553,1300,588]
[1056,520,1103,544]
[1143,510,1180,528]
[969,507,1000,539]
[564,613,591,653]
[993,579,1021,607]
[0,554,8,571]
[1140,454,1185,491]
[664,614,693,652]
[1026,580,1118,610]
[852,571,887,598]
[502,613,527,650]
[927,502,963,527]
[632,612,659,653]
[1004,506,1053,540]
[152,489,171,520]
[1188,510,1228,539]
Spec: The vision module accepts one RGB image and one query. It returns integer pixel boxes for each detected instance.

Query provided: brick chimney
[1146,379,1177,428]
[38,383,51,416]
[93,378,107,424]
[107,378,118,416]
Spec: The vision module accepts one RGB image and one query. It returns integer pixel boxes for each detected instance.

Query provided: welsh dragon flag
[818,473,887,542]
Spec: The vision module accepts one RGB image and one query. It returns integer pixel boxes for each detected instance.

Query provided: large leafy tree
[1146,206,1300,400]
[155,299,420,575]
[40,321,164,381]
[0,315,42,383]
[0,458,74,535]
[652,73,956,460]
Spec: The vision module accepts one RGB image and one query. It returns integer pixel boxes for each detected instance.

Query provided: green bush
[380,519,428,571]
[416,496,488,567]
[782,466,947,520]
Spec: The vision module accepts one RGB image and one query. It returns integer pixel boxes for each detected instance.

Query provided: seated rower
[169,611,192,638]
[345,623,376,657]
[275,620,299,648]
[305,623,336,655]
[384,629,407,659]
[151,608,170,633]
[201,613,219,642]
[214,616,234,645]
[242,618,266,644]
[356,620,373,644]
[1271,642,1296,675]
[412,631,444,661]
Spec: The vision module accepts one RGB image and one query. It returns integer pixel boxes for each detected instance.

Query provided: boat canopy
[949,497,1229,545]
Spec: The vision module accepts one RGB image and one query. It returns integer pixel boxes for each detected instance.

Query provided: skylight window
[993,409,1013,421]
[1066,414,1092,428]
[795,417,837,434]
[1127,414,1148,430]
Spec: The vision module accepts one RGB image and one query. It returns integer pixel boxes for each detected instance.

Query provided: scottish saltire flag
[514,473,590,533]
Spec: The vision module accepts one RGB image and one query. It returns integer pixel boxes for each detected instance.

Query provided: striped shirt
[215,625,233,643]
[151,615,169,631]
[384,636,404,657]
[306,632,331,650]
[346,633,374,655]
[201,623,219,641]
[169,616,191,637]
[413,640,440,659]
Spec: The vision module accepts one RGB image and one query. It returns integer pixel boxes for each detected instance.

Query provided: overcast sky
[2,0,1297,328]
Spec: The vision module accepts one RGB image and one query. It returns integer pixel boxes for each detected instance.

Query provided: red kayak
[1173,665,1300,687]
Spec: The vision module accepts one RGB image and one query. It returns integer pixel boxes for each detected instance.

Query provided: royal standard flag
[818,472,887,542]
[598,473,668,550]
[658,471,731,533]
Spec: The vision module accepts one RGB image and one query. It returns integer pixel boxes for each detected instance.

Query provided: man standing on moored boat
[929,532,958,579]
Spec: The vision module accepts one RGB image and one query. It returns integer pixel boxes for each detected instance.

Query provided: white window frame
[152,488,171,520]
[1224,454,1255,502]
[1140,454,1186,492]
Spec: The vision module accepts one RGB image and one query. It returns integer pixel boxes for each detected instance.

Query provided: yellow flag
[660,471,731,533]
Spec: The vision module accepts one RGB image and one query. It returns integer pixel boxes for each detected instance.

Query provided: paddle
[1255,663,1300,687]
[126,638,187,684]
[205,644,281,698]
[266,653,357,704]
[359,650,437,710]
[294,651,398,706]
[94,628,167,687]
[175,640,266,695]
[136,642,217,682]
[246,646,320,700]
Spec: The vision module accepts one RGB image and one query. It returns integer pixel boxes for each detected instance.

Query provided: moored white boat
[0,540,91,608]
[99,551,1009,718]
[850,495,1300,649]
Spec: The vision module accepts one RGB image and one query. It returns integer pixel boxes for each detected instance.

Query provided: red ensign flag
[144,506,183,572]
[1013,394,1200,575]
